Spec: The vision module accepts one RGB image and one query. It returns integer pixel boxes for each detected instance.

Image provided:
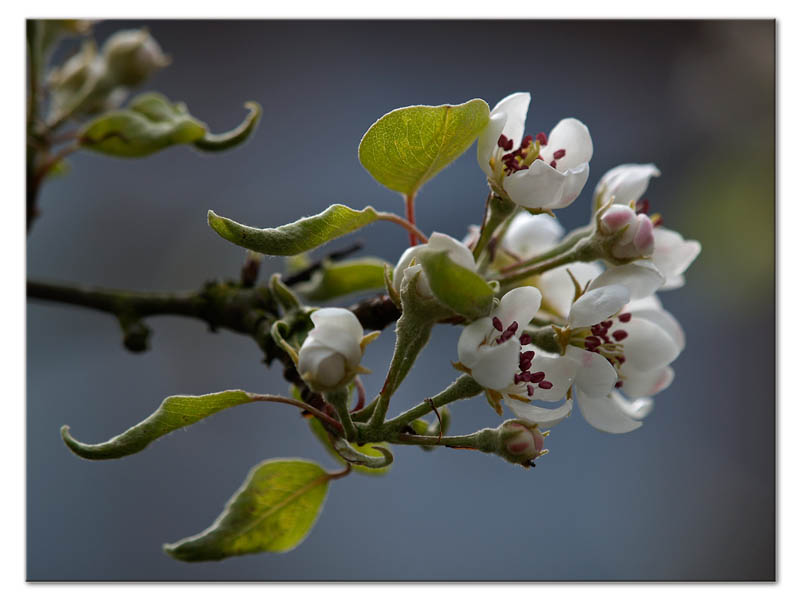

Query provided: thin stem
[382,375,483,433]
[472,194,515,261]
[499,224,594,275]
[326,463,352,481]
[326,389,357,441]
[389,427,499,453]
[375,210,428,244]
[250,394,343,432]
[404,193,417,246]
[497,237,598,288]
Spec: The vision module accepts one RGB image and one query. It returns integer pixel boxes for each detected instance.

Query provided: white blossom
[477,92,593,211]
[393,232,476,298]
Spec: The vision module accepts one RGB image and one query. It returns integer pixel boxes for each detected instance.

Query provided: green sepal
[296,258,388,301]
[419,250,495,320]
[332,437,394,469]
[164,458,331,561]
[193,101,262,152]
[208,204,383,256]
[358,99,490,195]
[61,390,254,460]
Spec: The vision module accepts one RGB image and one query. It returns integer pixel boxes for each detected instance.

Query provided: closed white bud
[297,308,366,392]
[499,421,545,464]
[393,233,476,299]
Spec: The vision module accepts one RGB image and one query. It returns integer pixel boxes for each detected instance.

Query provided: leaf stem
[250,394,343,432]
[375,210,428,244]
[404,192,418,246]
[325,389,357,441]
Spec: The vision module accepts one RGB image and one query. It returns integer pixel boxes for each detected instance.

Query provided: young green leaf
[419,250,495,320]
[61,390,255,460]
[358,99,490,195]
[208,205,382,256]
[78,92,260,157]
[296,258,388,301]
[164,459,332,561]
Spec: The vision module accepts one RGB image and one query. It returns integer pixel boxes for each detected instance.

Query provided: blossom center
[569,313,633,388]
[489,317,553,398]
[491,133,567,176]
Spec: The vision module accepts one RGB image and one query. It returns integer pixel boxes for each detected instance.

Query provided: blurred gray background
[26,20,775,580]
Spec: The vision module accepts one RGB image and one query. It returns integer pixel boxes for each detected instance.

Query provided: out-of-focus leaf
[78,92,260,157]
[358,99,490,195]
[164,459,331,561]
[296,258,388,301]
[419,250,494,319]
[208,204,382,256]
[61,390,254,460]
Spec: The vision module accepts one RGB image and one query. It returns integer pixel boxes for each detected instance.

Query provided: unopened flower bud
[297,308,367,392]
[599,206,654,259]
[102,29,169,87]
[393,232,476,299]
[498,420,545,464]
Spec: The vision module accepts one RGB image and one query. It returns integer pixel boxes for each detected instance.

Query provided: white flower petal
[540,118,593,171]
[504,212,565,258]
[538,262,603,319]
[307,323,363,367]
[310,307,363,340]
[457,318,492,368]
[614,317,680,371]
[612,392,654,420]
[426,232,476,272]
[588,262,665,300]
[595,163,660,208]
[298,342,346,388]
[651,227,701,289]
[477,93,531,176]
[565,346,618,398]
[525,354,577,401]
[625,303,685,352]
[495,286,542,331]
[504,159,565,209]
[393,244,424,289]
[620,365,674,398]
[470,338,521,390]
[552,163,590,209]
[576,388,642,434]
[505,396,574,429]
[568,284,630,328]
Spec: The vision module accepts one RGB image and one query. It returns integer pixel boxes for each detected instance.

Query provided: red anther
[506,321,519,334]
[615,381,624,388]
[612,330,628,341]
[585,335,601,345]
[519,360,532,372]
[538,381,553,390]
[497,134,513,151]
[520,350,535,361]
[527,384,535,396]
[652,215,664,227]
[492,317,503,331]
[514,373,523,384]
[591,324,606,336]
[521,371,532,382]
[617,355,626,365]
[550,160,558,168]
[519,333,532,345]
[602,320,613,328]
[618,313,631,323]
[536,132,548,145]
[530,371,546,383]
[522,135,533,147]
[635,198,650,215]
[552,148,566,159]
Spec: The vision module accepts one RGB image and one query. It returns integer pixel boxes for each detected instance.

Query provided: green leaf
[419,250,495,319]
[296,258,388,301]
[164,459,331,560]
[208,204,381,256]
[307,418,392,476]
[78,93,260,157]
[358,99,490,195]
[61,390,254,460]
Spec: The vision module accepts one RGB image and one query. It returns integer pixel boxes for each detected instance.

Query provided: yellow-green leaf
[164,459,331,560]
[358,99,490,195]
[61,390,254,460]
[208,204,382,256]
[296,258,388,301]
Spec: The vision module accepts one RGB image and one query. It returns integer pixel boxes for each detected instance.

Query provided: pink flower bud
[600,205,636,234]
[500,421,545,462]
[633,214,655,256]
